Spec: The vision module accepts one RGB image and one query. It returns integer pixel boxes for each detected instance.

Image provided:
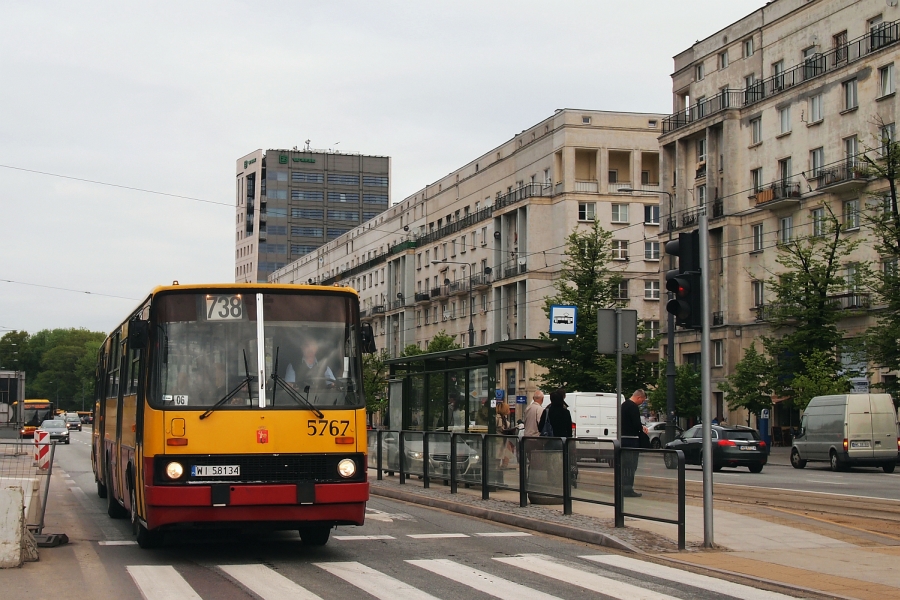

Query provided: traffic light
[664,231,702,329]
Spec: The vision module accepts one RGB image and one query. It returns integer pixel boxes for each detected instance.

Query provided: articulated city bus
[92,283,373,548]
[16,399,55,437]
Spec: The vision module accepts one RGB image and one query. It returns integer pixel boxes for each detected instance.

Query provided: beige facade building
[659,0,900,429]
[272,108,666,401]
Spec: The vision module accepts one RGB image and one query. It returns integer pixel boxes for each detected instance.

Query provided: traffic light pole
[699,209,714,548]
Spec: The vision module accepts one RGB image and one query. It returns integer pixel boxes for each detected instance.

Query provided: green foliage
[648,364,701,419]
[0,328,107,411]
[535,219,655,393]
[762,202,864,402]
[362,349,391,416]
[425,331,461,353]
[789,349,852,411]
[718,343,773,424]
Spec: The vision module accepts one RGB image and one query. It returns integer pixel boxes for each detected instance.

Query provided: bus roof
[148,283,360,296]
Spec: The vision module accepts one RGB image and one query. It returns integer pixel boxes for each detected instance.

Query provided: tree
[790,349,852,411]
[535,219,656,393]
[761,202,865,404]
[718,343,773,426]
[862,122,900,399]
[648,364,701,419]
[362,349,390,418]
[425,331,461,353]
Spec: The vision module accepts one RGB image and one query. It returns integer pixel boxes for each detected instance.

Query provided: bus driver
[285,337,336,391]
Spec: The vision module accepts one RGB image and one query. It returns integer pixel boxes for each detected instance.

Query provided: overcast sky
[0,0,763,336]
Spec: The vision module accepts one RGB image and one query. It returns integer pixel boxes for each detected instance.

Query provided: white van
[791,394,898,472]
[568,392,620,462]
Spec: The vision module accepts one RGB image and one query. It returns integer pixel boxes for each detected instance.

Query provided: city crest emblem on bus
[257,428,269,444]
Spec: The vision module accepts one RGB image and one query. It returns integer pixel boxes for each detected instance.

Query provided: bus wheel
[299,526,331,546]
[131,487,160,549]
[106,465,128,519]
[97,479,107,499]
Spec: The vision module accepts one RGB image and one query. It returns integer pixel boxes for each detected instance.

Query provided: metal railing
[810,159,869,191]
[369,430,685,549]
[662,20,900,134]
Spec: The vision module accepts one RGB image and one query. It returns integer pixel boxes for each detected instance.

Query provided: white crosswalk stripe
[126,565,202,600]
[220,564,324,600]
[474,532,532,537]
[407,533,469,539]
[315,561,441,600]
[495,555,681,600]
[409,559,561,600]
[581,555,796,600]
[333,534,395,540]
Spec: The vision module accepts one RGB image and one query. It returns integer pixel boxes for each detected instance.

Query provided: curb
[656,555,857,600]
[370,485,642,554]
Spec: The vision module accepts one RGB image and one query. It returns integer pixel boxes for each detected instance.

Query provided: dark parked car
[665,425,767,472]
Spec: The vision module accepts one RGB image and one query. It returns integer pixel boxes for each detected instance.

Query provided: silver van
[791,394,898,472]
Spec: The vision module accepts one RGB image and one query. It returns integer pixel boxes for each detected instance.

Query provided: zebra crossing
[124,553,798,600]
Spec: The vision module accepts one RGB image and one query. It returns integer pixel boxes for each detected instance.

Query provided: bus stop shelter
[385,339,570,435]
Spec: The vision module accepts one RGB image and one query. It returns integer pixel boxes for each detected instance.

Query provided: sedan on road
[64,414,82,431]
[665,424,767,472]
[646,421,683,448]
[37,419,70,444]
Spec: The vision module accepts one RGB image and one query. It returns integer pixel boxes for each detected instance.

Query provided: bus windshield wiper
[270,346,324,418]
[200,349,255,420]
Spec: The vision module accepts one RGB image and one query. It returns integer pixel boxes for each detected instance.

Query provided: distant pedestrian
[523,390,545,436]
[495,401,517,468]
[622,389,650,497]
[538,389,572,438]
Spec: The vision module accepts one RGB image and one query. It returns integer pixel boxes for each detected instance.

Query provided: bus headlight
[165,462,184,480]
[337,458,356,478]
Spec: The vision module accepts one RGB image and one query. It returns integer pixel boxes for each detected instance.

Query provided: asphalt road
[7,430,797,600]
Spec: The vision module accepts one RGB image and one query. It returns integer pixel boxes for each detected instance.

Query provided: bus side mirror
[360,322,376,354]
[129,320,150,350]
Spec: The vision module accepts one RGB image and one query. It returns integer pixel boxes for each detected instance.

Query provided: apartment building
[272,108,667,400]
[659,0,899,428]
[234,149,391,283]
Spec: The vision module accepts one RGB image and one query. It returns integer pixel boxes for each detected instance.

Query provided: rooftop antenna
[304,139,311,151]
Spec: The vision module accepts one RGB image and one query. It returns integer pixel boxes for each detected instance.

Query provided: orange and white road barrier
[33,431,50,470]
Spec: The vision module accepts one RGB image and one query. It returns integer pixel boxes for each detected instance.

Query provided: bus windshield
[23,402,54,427]
[150,291,362,410]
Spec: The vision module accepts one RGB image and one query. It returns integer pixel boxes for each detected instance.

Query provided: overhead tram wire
[0,278,140,301]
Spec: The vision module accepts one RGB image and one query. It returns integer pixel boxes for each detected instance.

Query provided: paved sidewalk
[369,469,900,600]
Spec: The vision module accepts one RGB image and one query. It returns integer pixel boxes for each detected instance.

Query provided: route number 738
[307,419,351,436]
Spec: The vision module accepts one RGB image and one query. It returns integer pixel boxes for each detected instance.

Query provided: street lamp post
[432,260,491,347]
[621,188,677,445]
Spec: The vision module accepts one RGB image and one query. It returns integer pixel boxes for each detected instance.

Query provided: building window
[611,204,629,223]
[578,202,596,221]
[812,207,826,237]
[779,216,793,244]
[750,118,762,144]
[834,30,848,63]
[714,340,724,367]
[881,64,895,97]
[843,79,858,111]
[719,50,729,69]
[846,263,860,293]
[845,136,859,164]
[615,280,629,300]
[778,157,792,185]
[744,37,754,58]
[328,174,359,185]
[697,137,707,162]
[644,280,660,300]
[481,226,487,245]
[608,170,618,184]
[808,94,823,122]
[884,258,898,280]
[697,185,707,206]
[844,199,860,230]
[882,123,896,155]
[451,240,457,257]
[582,115,592,124]
[751,168,763,193]
[644,205,660,225]
[416,311,422,327]
[612,240,628,261]
[779,106,791,134]
[810,147,824,178]
[695,63,705,81]
[644,241,660,260]
[772,60,784,89]
[644,320,660,347]
[752,224,764,252]
[752,280,765,307]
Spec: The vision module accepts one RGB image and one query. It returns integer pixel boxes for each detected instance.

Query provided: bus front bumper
[143,482,368,529]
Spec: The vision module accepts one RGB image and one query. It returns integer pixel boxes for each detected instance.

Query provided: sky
[0,0,764,336]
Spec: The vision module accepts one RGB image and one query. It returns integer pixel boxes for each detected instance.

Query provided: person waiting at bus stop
[621,389,650,497]
[537,389,572,437]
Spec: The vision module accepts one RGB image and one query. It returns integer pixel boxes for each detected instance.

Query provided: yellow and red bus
[92,283,373,548]
[16,399,55,437]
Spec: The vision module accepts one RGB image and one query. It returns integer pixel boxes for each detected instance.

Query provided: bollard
[34,431,50,470]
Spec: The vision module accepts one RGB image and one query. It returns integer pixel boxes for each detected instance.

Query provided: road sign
[515,395,527,404]
[549,305,577,334]
[597,309,637,355]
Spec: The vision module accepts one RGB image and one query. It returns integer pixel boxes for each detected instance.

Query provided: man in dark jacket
[621,389,649,497]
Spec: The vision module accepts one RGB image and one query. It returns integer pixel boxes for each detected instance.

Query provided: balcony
[663,20,900,134]
[830,292,870,311]
[810,161,869,193]
[695,163,707,180]
[712,199,724,219]
[754,293,870,322]
[574,180,599,193]
[390,299,405,311]
[449,279,470,295]
[431,286,449,299]
[609,182,635,194]
[753,181,802,209]
[471,273,492,288]
[371,305,386,315]
[665,215,678,232]
[682,209,698,228]
[414,292,431,303]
